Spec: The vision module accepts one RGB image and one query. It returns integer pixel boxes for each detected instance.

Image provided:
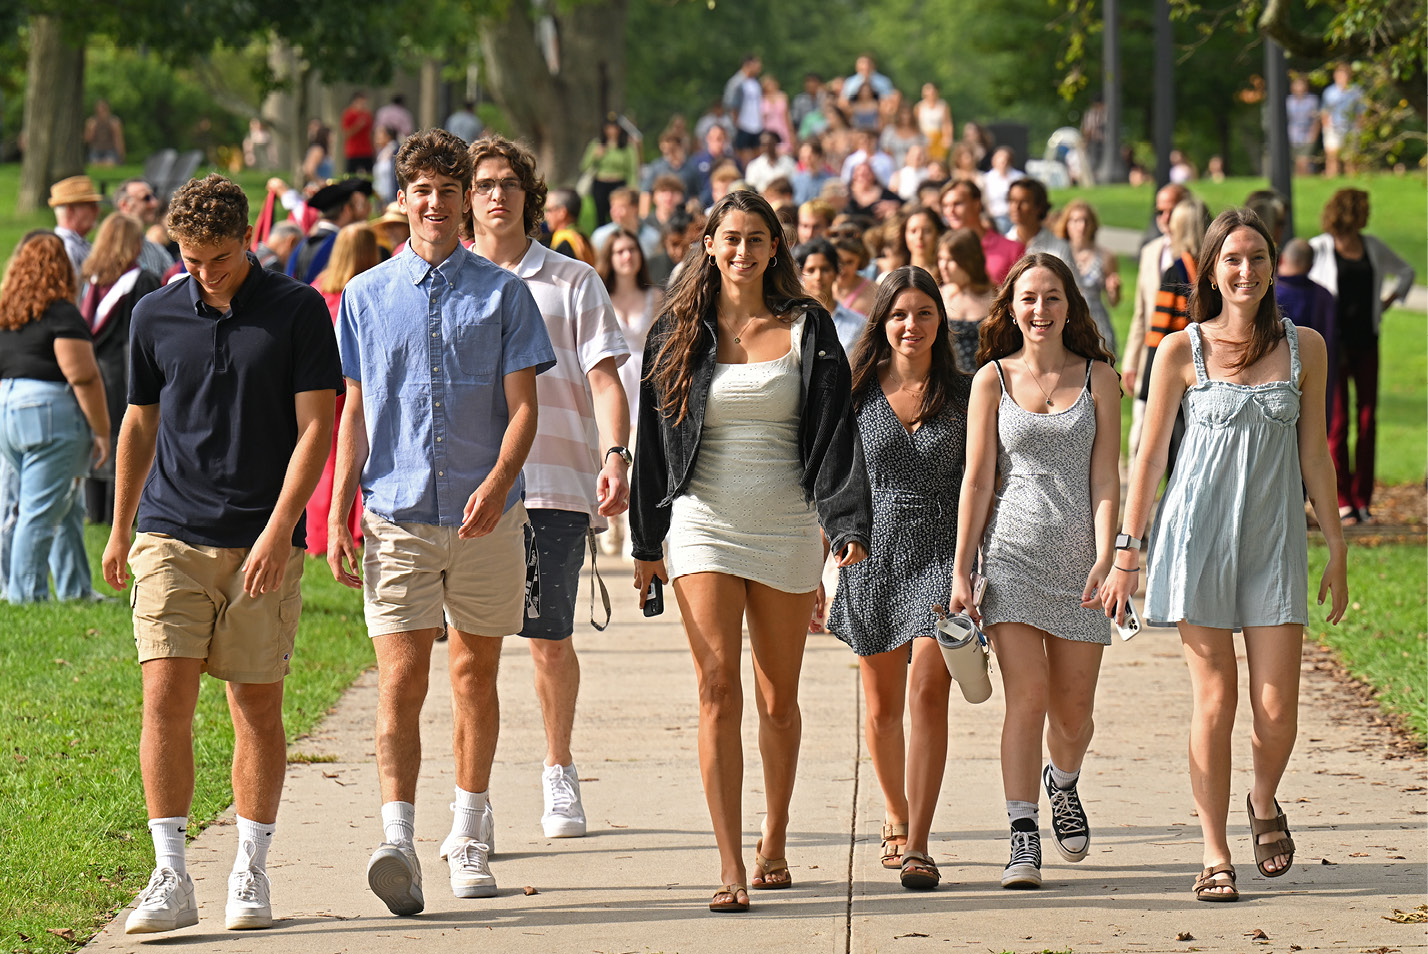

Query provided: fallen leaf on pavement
[1246,928,1269,941]
[1176,931,1195,941]
[893,933,930,939]
[523,885,539,896]
[1383,905,1428,924]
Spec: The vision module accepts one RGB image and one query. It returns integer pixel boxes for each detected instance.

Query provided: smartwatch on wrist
[605,445,632,466]
[1115,533,1142,551]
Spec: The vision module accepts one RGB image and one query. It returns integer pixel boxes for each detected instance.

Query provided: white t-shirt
[511,241,630,526]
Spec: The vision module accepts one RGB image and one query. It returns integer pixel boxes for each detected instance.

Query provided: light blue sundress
[1145,318,1309,630]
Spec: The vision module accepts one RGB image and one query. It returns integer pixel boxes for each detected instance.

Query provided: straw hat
[373,202,408,227]
[48,175,103,207]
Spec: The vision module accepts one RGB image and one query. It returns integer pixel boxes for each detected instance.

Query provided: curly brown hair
[166,173,249,247]
[0,232,77,330]
[977,253,1115,366]
[1320,187,1369,237]
[467,134,548,237]
[396,128,474,195]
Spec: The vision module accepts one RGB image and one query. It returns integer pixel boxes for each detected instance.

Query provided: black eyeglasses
[473,177,523,196]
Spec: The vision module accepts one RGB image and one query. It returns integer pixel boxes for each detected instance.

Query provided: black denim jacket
[629,301,872,562]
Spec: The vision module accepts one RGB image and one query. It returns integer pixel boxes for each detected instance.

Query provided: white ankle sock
[233,816,276,873]
[449,787,487,843]
[1006,800,1039,825]
[381,801,415,848]
[1049,761,1080,790]
[149,817,188,876]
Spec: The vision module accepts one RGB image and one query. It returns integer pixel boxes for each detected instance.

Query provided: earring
[1210,283,1217,290]
[770,256,777,267]
[1269,277,1274,285]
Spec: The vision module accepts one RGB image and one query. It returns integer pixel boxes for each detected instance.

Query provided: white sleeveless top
[666,315,824,593]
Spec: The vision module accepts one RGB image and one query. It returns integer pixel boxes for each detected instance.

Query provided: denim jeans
[0,379,94,602]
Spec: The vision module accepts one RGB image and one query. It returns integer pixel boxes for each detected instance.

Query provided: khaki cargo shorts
[361,501,528,638]
[130,532,305,683]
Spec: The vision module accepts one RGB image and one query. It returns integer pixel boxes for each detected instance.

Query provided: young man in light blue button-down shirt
[328,129,556,916]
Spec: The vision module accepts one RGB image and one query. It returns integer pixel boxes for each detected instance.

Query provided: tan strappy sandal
[880,821,908,870]
[752,838,792,889]
[709,883,749,912]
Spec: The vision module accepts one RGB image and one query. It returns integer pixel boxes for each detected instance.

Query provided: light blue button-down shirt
[338,244,556,526]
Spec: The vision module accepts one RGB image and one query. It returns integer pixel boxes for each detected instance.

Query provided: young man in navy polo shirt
[102,174,342,933]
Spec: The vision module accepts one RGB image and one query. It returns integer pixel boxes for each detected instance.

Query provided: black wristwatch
[605,446,632,466]
[1115,533,1142,551]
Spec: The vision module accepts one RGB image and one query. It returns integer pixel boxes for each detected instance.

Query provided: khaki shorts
[361,502,528,638]
[130,533,305,683]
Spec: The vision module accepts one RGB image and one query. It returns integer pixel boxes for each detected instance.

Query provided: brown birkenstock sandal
[1247,793,1296,878]
[1193,862,1240,901]
[880,821,908,869]
[900,849,940,890]
[752,838,792,889]
[709,883,749,912]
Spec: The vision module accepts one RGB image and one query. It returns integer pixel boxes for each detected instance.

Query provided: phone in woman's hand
[643,577,664,617]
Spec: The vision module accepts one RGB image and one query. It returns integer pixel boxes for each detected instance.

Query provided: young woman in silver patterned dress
[949,253,1122,889]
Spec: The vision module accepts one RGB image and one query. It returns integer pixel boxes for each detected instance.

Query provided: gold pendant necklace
[1024,358,1062,407]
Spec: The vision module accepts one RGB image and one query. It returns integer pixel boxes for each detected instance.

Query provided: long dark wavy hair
[1189,208,1284,373]
[649,190,816,423]
[977,253,1115,365]
[849,266,967,424]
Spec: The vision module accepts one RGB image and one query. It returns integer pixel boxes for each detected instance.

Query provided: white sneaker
[367,843,424,916]
[225,868,273,929]
[124,867,198,934]
[541,762,587,838]
[440,797,495,860]
[447,837,498,898]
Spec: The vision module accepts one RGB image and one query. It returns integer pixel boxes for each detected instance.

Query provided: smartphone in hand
[1116,600,1142,641]
[643,577,664,617]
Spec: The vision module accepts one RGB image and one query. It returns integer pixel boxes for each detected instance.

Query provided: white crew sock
[449,787,488,843]
[1006,800,1039,825]
[381,801,416,848]
[1049,761,1080,791]
[233,816,276,873]
[149,817,189,876]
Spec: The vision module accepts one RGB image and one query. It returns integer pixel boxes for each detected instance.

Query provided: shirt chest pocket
[452,320,501,380]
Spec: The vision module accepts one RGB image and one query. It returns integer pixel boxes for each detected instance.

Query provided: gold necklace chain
[1023,357,1063,407]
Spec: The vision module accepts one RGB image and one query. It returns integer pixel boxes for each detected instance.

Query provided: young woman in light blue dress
[1101,209,1348,902]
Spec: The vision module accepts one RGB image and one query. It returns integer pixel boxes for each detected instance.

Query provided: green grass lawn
[1307,542,1428,741]
[0,526,370,954]
[1053,173,1428,277]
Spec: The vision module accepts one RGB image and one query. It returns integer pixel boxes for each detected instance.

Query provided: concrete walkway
[87,557,1427,953]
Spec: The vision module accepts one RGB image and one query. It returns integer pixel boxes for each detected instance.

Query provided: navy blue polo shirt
[128,253,343,548]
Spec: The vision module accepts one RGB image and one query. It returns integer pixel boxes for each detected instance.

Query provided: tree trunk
[17,15,85,215]
[478,0,629,186]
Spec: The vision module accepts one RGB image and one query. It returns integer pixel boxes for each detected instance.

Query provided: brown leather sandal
[1247,793,1296,878]
[880,822,908,870]
[752,838,792,889]
[1193,863,1240,902]
[709,883,749,912]
[900,849,940,890]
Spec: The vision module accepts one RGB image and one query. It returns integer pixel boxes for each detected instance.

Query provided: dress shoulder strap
[1185,322,1208,385]
[992,359,1007,393]
[1082,359,1093,387]
[788,312,808,360]
[1282,316,1301,384]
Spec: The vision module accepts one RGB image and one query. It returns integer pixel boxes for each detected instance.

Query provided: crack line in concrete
[844,663,862,954]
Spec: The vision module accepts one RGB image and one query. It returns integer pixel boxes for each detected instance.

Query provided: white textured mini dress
[666,314,824,593]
